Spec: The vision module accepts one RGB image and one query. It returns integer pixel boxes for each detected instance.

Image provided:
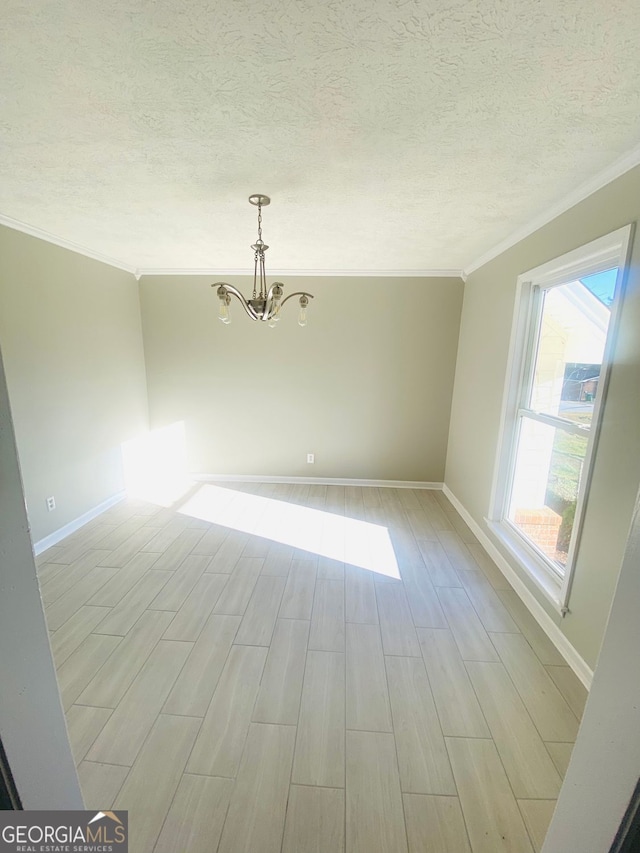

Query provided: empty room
[1,2,640,852]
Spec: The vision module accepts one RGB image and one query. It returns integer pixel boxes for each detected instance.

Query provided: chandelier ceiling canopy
[213,195,314,327]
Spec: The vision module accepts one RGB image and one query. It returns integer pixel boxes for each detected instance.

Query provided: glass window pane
[508,417,588,571]
[528,268,617,426]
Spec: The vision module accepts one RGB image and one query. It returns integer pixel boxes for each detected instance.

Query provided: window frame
[487,225,633,613]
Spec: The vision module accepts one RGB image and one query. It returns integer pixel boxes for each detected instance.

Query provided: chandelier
[213,194,314,327]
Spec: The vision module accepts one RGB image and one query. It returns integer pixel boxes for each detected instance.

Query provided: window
[489,226,632,611]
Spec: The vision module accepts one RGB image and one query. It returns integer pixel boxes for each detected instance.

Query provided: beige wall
[139,275,464,482]
[0,226,149,542]
[445,166,640,669]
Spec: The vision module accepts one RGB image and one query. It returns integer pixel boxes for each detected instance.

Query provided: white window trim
[488,224,633,614]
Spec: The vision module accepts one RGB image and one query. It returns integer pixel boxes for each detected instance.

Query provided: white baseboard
[192,474,443,490]
[442,484,593,689]
[33,490,127,556]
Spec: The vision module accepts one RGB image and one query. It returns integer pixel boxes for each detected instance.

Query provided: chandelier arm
[265,282,284,307]
[213,283,259,320]
[260,282,280,322]
[279,291,315,307]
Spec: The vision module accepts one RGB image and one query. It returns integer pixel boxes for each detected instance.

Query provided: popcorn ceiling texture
[1,0,639,271]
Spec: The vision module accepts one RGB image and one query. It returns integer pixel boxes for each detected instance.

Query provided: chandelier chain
[253,201,263,299]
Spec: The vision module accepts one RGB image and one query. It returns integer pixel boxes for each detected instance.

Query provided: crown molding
[0,213,138,275]
[135,267,464,279]
[0,214,463,278]
[4,140,639,282]
[463,142,640,278]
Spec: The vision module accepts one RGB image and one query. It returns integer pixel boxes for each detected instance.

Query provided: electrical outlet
[307,453,315,464]
[46,496,56,511]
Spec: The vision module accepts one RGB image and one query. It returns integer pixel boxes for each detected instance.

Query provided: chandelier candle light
[214,194,314,327]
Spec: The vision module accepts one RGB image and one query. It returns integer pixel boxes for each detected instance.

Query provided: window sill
[485,519,566,614]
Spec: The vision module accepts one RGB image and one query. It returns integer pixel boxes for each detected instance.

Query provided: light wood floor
[37,483,587,853]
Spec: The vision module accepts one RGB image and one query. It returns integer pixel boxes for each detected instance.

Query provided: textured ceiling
[1,0,640,273]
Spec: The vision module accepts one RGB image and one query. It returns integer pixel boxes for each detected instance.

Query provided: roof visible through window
[580,268,618,307]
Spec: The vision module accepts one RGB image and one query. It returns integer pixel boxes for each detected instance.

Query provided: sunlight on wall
[121,421,192,506]
[178,484,400,579]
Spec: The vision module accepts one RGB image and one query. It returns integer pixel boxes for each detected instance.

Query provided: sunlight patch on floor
[177,484,400,578]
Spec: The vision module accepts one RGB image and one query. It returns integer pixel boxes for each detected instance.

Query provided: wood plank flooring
[38,484,587,852]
